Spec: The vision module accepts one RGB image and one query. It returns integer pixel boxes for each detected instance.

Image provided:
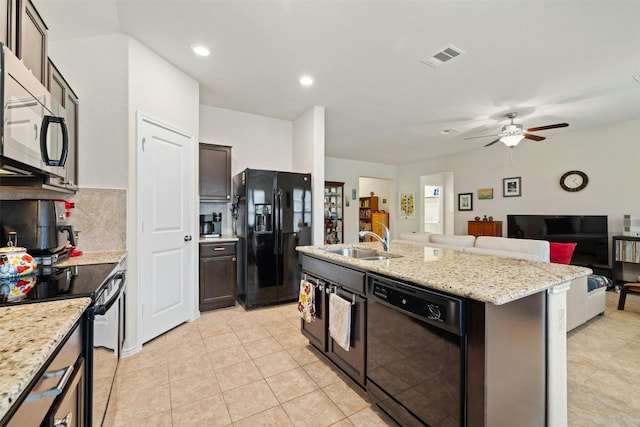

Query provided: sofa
[393,232,606,331]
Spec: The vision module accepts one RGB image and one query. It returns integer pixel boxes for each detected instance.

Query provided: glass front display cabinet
[324,181,344,244]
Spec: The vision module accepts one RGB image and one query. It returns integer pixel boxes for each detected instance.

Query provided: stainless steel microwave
[0,43,68,178]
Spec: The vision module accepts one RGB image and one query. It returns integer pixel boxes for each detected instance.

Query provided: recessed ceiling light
[440,128,460,135]
[192,45,210,57]
[299,75,314,87]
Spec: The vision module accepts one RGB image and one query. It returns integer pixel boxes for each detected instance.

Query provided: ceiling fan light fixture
[500,134,525,147]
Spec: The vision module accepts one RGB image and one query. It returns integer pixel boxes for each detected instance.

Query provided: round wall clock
[560,170,588,192]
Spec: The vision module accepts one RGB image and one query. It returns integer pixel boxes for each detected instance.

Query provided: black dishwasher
[367,274,465,427]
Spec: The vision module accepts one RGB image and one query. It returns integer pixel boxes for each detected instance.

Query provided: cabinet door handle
[213,247,225,251]
[54,413,72,426]
[25,365,74,402]
[232,257,236,262]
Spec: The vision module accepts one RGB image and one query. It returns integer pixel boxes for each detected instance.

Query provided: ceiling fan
[465,112,569,147]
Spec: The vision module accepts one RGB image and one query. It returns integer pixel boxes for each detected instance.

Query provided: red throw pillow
[550,242,577,264]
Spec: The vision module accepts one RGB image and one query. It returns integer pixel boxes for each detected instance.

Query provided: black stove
[0,263,117,305]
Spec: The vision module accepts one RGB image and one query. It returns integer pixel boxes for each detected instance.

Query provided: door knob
[184,235,192,241]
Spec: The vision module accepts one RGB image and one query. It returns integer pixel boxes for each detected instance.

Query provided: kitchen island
[0,298,92,425]
[297,242,591,427]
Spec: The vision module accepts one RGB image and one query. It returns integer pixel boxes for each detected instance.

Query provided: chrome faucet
[359,222,390,252]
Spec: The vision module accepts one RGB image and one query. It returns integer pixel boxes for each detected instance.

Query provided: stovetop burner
[0,263,117,305]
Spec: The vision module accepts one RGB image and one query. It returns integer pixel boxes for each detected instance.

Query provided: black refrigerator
[234,169,312,309]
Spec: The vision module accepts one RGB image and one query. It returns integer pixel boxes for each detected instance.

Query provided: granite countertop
[297,242,591,305]
[199,235,239,243]
[55,250,127,267]
[0,298,91,422]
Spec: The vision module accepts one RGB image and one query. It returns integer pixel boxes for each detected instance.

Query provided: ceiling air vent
[421,44,466,68]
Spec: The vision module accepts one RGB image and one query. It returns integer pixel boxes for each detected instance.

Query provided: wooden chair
[618,283,640,310]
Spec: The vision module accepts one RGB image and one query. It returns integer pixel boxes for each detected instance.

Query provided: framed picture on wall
[400,192,415,218]
[503,177,522,197]
[478,188,493,199]
[458,193,473,211]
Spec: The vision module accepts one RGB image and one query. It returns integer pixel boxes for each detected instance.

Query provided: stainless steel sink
[324,248,379,258]
[323,247,397,261]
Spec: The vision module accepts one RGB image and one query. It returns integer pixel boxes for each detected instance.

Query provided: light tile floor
[104,290,640,426]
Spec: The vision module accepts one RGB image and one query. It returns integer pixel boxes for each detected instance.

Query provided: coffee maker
[0,199,73,255]
[200,212,222,237]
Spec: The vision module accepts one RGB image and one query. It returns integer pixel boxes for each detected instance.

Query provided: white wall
[127,37,200,353]
[396,118,640,240]
[199,105,293,176]
[48,35,200,353]
[48,34,129,189]
[293,106,325,245]
[325,157,398,243]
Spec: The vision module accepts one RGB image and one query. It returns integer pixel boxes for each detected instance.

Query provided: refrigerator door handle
[273,189,279,254]
[278,190,284,254]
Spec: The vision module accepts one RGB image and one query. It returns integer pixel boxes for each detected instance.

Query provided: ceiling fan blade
[526,123,569,132]
[464,134,500,140]
[524,133,546,142]
[484,138,501,147]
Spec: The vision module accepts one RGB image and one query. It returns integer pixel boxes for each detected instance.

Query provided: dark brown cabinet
[6,321,85,427]
[47,59,79,191]
[300,273,328,352]
[199,241,237,311]
[301,255,366,386]
[1,0,48,84]
[199,143,231,201]
[0,0,17,50]
[468,220,503,237]
[17,0,48,85]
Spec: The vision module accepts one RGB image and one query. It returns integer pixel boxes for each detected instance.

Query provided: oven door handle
[92,271,126,316]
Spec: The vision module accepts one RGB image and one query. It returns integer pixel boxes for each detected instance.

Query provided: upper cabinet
[16,0,48,85]
[0,0,79,193]
[0,0,16,50]
[199,143,231,201]
[47,59,79,191]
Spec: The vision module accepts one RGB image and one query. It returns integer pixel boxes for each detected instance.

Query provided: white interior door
[138,115,195,344]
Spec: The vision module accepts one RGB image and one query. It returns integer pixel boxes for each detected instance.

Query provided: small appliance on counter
[0,199,76,265]
[200,212,222,237]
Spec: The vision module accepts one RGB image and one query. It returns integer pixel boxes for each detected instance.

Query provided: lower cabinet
[6,321,85,427]
[199,242,237,311]
[300,255,366,387]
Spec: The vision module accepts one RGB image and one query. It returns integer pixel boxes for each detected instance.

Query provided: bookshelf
[359,196,378,241]
[613,235,640,284]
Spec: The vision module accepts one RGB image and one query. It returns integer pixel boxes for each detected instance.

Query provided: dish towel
[329,293,352,352]
[297,279,316,323]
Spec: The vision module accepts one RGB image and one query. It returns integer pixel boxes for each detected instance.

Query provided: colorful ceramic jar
[0,247,37,278]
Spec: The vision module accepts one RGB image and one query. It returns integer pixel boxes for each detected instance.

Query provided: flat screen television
[507,215,609,267]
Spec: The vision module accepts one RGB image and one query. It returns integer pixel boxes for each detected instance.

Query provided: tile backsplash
[67,188,127,252]
[0,187,126,253]
[200,201,232,235]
